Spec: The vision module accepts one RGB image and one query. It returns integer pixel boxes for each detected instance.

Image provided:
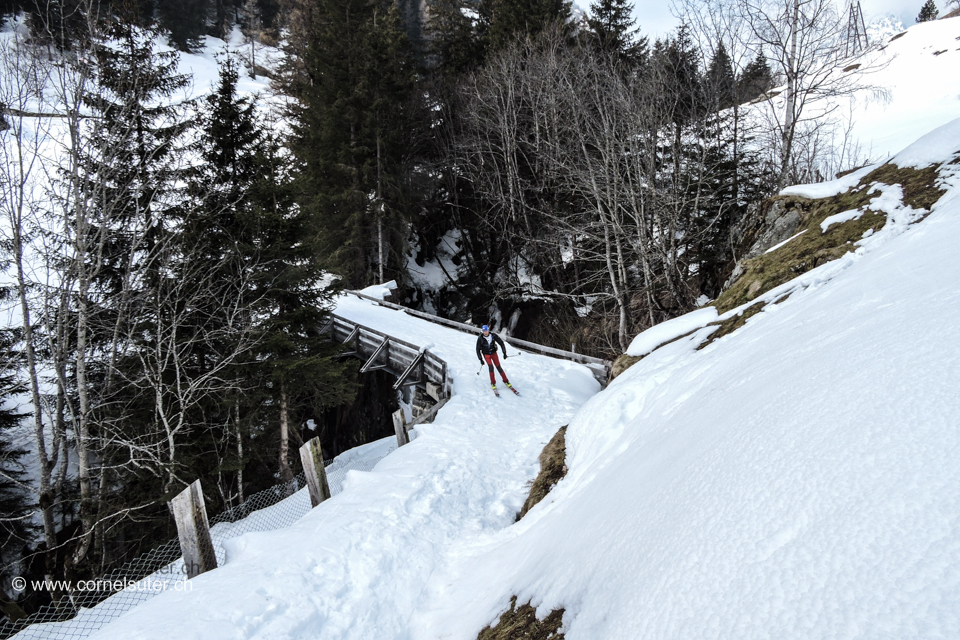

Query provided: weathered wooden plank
[407,396,450,429]
[392,409,409,447]
[171,480,218,579]
[299,438,331,508]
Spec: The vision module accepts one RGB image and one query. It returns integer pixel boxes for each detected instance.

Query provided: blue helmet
[482,325,490,331]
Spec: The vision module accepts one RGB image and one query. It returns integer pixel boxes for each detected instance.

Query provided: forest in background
[0,0,889,619]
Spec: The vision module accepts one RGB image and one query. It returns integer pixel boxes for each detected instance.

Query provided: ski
[491,385,500,397]
[509,387,520,396]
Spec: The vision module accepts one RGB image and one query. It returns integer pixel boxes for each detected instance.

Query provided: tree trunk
[279,381,295,494]
[781,0,800,187]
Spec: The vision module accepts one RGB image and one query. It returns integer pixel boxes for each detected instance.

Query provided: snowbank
[625,307,718,357]
[357,280,398,300]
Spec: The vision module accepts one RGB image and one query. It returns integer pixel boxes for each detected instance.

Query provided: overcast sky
[622,0,945,39]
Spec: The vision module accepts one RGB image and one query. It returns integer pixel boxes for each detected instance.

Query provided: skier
[476,325,517,396]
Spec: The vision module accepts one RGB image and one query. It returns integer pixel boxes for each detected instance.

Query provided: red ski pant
[484,353,509,384]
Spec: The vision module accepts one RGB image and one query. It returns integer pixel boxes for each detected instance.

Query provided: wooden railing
[342,290,612,386]
[328,314,452,401]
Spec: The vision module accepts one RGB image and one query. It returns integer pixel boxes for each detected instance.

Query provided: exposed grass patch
[865,164,942,210]
[698,301,765,349]
[715,163,944,314]
[610,353,643,380]
[697,294,790,350]
[478,597,565,640]
[518,427,567,520]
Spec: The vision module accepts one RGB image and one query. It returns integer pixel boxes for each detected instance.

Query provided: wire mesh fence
[2,446,395,640]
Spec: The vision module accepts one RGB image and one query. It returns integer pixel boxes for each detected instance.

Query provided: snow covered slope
[751,16,960,166]
[847,17,960,160]
[408,121,960,639]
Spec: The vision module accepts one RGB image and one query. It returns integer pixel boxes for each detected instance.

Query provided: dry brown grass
[518,427,568,520]
[477,597,565,640]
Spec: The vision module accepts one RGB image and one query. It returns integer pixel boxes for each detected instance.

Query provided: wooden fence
[341,290,612,386]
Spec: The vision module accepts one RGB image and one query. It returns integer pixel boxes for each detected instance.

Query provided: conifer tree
[248,133,355,490]
[192,59,354,491]
[738,51,773,104]
[705,42,736,110]
[179,56,264,499]
[586,0,647,68]
[426,0,485,75]
[916,0,938,21]
[289,0,416,288]
[481,0,572,51]
[157,0,211,51]
[67,21,192,571]
[191,56,260,248]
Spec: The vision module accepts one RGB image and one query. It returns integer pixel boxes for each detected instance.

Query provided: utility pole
[845,1,868,57]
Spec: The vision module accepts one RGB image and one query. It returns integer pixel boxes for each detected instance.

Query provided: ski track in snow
[82,299,598,640]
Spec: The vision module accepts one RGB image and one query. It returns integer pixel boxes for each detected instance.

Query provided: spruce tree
[69,21,192,569]
[586,0,647,69]
[653,27,702,128]
[194,60,354,491]
[289,0,416,288]
[156,0,211,51]
[83,21,191,266]
[738,51,773,104]
[481,0,572,51]
[248,133,355,490]
[705,42,736,111]
[916,0,939,22]
[426,0,485,75]
[179,56,264,498]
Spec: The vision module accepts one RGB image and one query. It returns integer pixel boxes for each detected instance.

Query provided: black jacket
[476,332,507,361]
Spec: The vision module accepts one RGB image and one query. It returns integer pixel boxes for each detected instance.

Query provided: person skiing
[476,325,517,395]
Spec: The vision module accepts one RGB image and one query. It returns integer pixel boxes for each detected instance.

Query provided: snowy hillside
[762,16,960,163]
[409,119,960,638]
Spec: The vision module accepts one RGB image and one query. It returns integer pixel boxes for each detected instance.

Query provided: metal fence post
[299,437,331,507]
[171,480,217,579]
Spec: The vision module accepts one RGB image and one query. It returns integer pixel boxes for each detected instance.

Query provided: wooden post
[299,437,331,508]
[172,480,217,579]
[393,409,409,447]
